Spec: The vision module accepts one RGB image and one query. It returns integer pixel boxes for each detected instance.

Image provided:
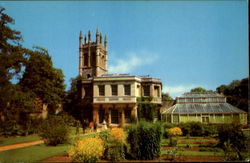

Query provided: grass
[0,144,69,162]
[0,135,40,146]
[0,132,99,162]
[0,127,84,147]
[163,150,224,156]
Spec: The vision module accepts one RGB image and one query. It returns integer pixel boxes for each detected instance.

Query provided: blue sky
[1,1,248,98]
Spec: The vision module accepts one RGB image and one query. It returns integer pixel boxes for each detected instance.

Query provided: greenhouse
[161,92,247,124]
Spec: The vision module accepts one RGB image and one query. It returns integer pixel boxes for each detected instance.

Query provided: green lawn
[0,132,99,162]
[0,127,84,147]
[0,135,40,146]
[161,150,224,156]
[0,144,69,162]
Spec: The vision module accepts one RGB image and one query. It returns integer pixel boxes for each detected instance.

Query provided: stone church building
[77,30,162,126]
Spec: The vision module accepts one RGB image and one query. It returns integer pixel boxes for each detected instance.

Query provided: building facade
[161,92,247,124]
[78,30,162,126]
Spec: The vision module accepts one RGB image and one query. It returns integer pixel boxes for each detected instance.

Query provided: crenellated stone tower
[79,29,108,78]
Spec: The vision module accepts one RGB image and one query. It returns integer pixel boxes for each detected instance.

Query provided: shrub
[178,122,191,136]
[179,122,203,136]
[163,128,170,138]
[68,137,104,162]
[127,121,163,160]
[38,115,69,146]
[168,127,182,136]
[202,125,218,137]
[168,137,178,147]
[165,148,183,162]
[217,123,247,161]
[163,123,175,129]
[105,141,125,161]
[99,128,126,161]
[109,128,126,144]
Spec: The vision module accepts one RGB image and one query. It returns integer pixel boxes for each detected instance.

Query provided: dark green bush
[217,123,247,161]
[178,122,191,136]
[99,130,125,161]
[163,128,170,138]
[202,125,218,137]
[38,115,69,146]
[127,121,163,160]
[179,122,204,136]
[105,141,125,161]
[163,123,175,129]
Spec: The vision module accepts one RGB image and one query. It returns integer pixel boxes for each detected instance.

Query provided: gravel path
[0,140,44,151]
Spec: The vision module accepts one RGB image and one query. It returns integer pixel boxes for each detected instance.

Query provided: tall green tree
[19,47,66,114]
[0,8,66,136]
[0,7,33,112]
[216,78,248,112]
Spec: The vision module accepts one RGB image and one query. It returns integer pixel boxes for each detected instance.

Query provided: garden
[1,116,249,162]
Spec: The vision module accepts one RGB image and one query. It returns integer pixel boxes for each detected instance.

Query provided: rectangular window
[143,85,150,96]
[125,110,131,123]
[111,109,119,124]
[202,117,209,123]
[98,85,105,96]
[111,85,118,96]
[124,84,131,96]
[154,86,160,97]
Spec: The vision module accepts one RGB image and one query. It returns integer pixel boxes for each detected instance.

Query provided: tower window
[124,84,131,96]
[98,85,105,96]
[84,54,88,66]
[111,85,118,96]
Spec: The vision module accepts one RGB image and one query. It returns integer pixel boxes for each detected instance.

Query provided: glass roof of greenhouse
[161,103,246,114]
[179,92,224,98]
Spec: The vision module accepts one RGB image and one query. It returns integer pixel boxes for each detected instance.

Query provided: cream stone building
[77,30,162,126]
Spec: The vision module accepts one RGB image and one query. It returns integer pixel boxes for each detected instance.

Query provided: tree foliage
[19,46,65,113]
[217,123,248,161]
[162,92,173,101]
[0,7,30,112]
[216,78,248,112]
[137,97,158,122]
[0,8,66,136]
[190,87,207,93]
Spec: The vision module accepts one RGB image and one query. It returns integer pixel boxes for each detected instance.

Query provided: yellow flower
[168,127,182,136]
[68,137,104,162]
[109,128,126,143]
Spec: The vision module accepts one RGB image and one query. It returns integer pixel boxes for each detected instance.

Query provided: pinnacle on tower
[79,30,83,39]
[96,28,99,35]
[88,30,92,43]
[96,28,100,44]
[100,33,102,44]
[84,35,87,44]
[79,30,83,45]
[104,35,108,47]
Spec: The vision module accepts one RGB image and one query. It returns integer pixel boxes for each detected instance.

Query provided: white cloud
[109,50,158,74]
[163,84,208,99]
